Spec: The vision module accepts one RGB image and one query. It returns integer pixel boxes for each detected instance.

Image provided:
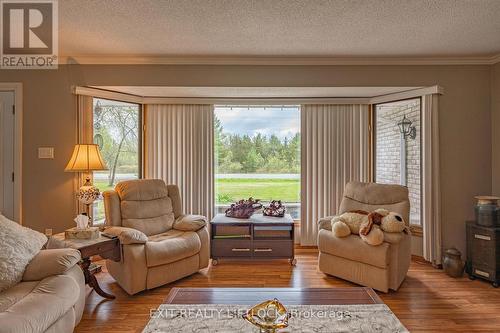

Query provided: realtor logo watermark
[150,307,352,321]
[1,0,58,69]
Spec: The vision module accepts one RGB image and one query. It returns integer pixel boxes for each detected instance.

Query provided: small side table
[466,221,500,288]
[48,232,121,299]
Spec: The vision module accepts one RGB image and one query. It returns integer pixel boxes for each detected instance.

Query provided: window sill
[409,225,423,237]
[92,219,106,228]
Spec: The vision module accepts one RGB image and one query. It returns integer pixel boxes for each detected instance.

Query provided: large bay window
[214,106,300,219]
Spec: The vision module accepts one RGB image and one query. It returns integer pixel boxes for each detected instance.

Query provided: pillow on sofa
[0,214,47,292]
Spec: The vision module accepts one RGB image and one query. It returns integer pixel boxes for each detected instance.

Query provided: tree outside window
[92,98,140,223]
[214,106,300,218]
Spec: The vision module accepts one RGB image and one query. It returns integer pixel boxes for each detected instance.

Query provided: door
[0,92,15,220]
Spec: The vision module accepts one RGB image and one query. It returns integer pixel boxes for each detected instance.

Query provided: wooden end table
[48,232,121,299]
[210,213,296,265]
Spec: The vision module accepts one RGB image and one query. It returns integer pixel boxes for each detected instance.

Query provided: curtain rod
[215,105,300,109]
[74,86,443,105]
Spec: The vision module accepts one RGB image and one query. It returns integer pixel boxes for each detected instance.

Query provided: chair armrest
[383,228,411,245]
[318,216,336,231]
[103,190,122,226]
[22,248,81,281]
[173,214,207,231]
[105,226,148,245]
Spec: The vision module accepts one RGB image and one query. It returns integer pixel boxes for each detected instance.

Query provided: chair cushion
[117,179,175,236]
[116,179,168,201]
[145,230,201,267]
[0,275,80,333]
[121,200,175,236]
[0,281,38,312]
[339,181,410,224]
[318,230,390,269]
[342,181,408,205]
[22,249,81,282]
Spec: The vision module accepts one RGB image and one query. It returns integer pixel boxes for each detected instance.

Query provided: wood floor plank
[75,248,500,333]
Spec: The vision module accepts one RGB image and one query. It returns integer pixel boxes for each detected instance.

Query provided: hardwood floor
[76,248,500,333]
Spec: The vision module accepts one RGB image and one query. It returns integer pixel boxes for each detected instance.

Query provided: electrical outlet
[45,228,53,236]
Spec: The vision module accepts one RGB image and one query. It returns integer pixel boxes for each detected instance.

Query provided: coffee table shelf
[210,213,295,265]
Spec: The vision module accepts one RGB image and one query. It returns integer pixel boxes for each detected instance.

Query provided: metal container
[475,196,500,227]
[443,248,465,278]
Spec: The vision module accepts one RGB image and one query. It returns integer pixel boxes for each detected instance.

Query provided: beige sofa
[0,248,85,333]
[318,181,411,292]
[103,179,209,295]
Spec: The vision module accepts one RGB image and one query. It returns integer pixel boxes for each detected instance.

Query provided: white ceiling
[91,86,419,98]
[60,0,500,59]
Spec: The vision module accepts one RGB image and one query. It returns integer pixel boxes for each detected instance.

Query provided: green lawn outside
[94,178,300,206]
[216,178,300,204]
[94,180,114,193]
[93,181,114,222]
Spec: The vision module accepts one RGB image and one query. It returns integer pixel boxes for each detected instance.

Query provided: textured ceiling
[59,0,500,58]
[91,86,419,98]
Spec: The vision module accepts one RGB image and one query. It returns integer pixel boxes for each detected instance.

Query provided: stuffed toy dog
[331,208,407,246]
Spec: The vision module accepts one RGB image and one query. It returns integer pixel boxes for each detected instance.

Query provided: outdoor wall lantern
[94,100,102,117]
[397,114,416,140]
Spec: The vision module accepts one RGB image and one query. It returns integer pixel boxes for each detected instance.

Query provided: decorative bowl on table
[225,198,263,219]
[243,298,290,333]
[263,200,286,217]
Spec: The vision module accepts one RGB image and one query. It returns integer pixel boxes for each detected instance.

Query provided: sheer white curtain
[300,104,370,245]
[422,94,442,266]
[145,104,214,219]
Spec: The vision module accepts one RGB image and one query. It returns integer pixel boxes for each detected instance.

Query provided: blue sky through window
[214,106,300,140]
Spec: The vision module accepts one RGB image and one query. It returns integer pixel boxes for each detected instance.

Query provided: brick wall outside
[375,99,421,225]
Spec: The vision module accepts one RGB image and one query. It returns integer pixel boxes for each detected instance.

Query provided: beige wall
[0,64,493,257]
[492,63,500,195]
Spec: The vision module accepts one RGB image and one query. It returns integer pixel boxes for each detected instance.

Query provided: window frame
[91,97,144,224]
[213,105,301,220]
[372,96,423,232]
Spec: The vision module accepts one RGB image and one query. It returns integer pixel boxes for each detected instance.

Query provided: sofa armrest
[22,248,81,281]
[173,214,207,231]
[105,226,148,245]
[318,216,336,231]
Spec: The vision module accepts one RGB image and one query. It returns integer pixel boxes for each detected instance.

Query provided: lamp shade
[65,144,108,172]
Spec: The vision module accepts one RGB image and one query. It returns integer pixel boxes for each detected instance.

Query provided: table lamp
[65,144,108,225]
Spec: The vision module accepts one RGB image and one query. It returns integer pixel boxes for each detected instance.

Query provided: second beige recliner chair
[318,181,412,293]
[103,179,209,295]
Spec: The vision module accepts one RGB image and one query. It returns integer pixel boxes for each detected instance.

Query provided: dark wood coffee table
[210,214,296,265]
[165,287,383,305]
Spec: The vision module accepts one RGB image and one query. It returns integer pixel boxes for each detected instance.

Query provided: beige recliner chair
[318,181,411,292]
[103,179,209,295]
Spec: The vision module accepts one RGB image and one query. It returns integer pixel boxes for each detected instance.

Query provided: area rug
[143,303,408,332]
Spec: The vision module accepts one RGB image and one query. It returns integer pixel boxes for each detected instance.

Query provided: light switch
[38,147,54,159]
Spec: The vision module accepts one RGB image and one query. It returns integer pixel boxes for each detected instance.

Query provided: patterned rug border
[143,303,408,333]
